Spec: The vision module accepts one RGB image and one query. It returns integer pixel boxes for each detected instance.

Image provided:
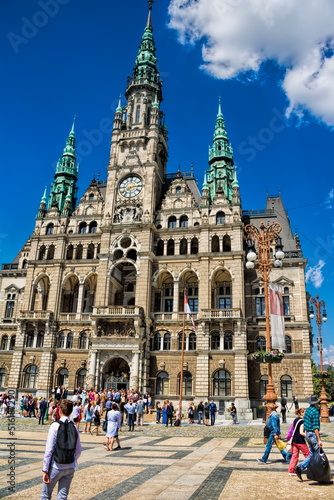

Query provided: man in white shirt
[41,399,81,499]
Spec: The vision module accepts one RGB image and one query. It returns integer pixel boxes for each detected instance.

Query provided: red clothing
[288,443,310,473]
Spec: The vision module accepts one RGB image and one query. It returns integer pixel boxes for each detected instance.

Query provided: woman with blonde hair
[287,408,310,476]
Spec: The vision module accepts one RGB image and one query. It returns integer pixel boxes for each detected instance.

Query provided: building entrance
[102,357,130,391]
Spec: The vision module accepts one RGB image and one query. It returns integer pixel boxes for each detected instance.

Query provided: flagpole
[178,288,186,425]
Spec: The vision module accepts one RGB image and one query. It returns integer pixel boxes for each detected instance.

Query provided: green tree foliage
[311,359,334,402]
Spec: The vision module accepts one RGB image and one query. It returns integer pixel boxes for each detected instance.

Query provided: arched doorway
[102,357,130,391]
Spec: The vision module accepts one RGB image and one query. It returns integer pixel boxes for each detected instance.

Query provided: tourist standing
[105,403,122,451]
[209,400,217,426]
[197,401,204,424]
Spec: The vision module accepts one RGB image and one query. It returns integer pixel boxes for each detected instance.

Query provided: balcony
[201,308,242,319]
[92,306,144,317]
[153,312,198,322]
[20,311,53,320]
[58,313,92,322]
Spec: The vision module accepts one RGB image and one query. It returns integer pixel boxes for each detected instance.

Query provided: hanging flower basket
[251,350,285,363]
[313,372,330,379]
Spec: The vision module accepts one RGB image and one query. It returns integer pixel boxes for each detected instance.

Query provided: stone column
[131,350,140,390]
[76,281,85,317]
[173,280,180,315]
[88,350,97,388]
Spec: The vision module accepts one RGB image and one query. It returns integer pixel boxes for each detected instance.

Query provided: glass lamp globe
[247,251,257,262]
[309,313,315,319]
[274,259,283,268]
[322,316,328,322]
[246,261,255,269]
[275,250,284,260]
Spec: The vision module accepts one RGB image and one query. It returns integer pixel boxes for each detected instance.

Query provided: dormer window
[176,186,181,194]
[89,193,94,201]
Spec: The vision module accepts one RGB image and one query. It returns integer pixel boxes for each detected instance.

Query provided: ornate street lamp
[245,222,284,414]
[309,295,329,422]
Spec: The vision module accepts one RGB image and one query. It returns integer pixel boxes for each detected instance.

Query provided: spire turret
[37,186,47,218]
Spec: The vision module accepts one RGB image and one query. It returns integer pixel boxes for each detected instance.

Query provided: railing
[153,312,198,321]
[20,311,53,320]
[93,306,144,317]
[201,308,242,319]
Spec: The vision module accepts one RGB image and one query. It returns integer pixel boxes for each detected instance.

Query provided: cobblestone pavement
[1,416,333,499]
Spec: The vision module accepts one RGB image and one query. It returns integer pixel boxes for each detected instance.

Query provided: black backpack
[53,420,78,464]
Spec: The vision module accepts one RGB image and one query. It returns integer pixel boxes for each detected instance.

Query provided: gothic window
[79,222,87,234]
[57,368,69,386]
[175,186,181,193]
[47,245,55,260]
[187,285,198,312]
[1,335,8,350]
[23,365,38,388]
[61,276,79,313]
[283,287,290,315]
[38,245,46,260]
[57,332,65,349]
[127,249,137,261]
[167,239,175,256]
[285,335,292,353]
[216,211,225,224]
[213,370,231,396]
[189,332,196,350]
[180,215,188,228]
[163,332,171,350]
[77,369,87,388]
[224,331,233,350]
[211,235,220,253]
[135,105,141,123]
[9,335,16,350]
[211,331,220,350]
[79,332,87,349]
[256,335,266,351]
[153,332,161,351]
[5,300,15,318]
[89,221,97,233]
[146,106,151,125]
[260,375,268,398]
[223,235,231,252]
[46,223,54,235]
[180,238,187,255]
[255,288,265,316]
[126,283,134,292]
[178,371,192,395]
[168,216,177,228]
[22,260,27,269]
[75,244,83,260]
[178,332,186,350]
[66,245,74,260]
[26,331,34,348]
[217,282,232,309]
[156,240,164,256]
[36,332,44,348]
[0,368,6,387]
[66,332,73,349]
[87,244,94,259]
[156,371,169,395]
[281,375,292,397]
[114,249,123,260]
[190,237,198,254]
[89,193,94,201]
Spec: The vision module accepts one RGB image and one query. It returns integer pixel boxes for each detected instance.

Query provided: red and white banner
[269,283,285,350]
[184,294,197,332]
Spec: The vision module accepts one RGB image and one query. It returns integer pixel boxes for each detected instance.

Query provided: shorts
[73,417,79,423]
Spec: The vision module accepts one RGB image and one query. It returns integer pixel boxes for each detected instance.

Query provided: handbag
[306,447,331,483]
[102,419,108,432]
[275,438,286,451]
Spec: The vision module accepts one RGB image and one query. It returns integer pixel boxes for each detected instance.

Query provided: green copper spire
[116,95,122,113]
[202,172,208,190]
[209,98,233,161]
[41,186,47,203]
[48,120,78,214]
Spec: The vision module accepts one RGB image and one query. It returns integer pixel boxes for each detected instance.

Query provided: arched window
[76,244,83,260]
[26,331,34,348]
[9,335,16,350]
[217,282,232,309]
[79,222,87,234]
[255,289,265,316]
[216,211,225,224]
[256,335,266,351]
[66,332,73,349]
[211,235,220,253]
[57,368,69,386]
[156,371,169,395]
[5,298,15,318]
[1,335,9,350]
[22,259,27,269]
[77,369,87,388]
[284,335,292,353]
[281,375,292,398]
[211,331,220,350]
[163,332,171,350]
[189,332,196,350]
[180,238,187,255]
[168,216,177,229]
[213,370,231,396]
[66,245,74,260]
[190,237,198,254]
[79,332,87,349]
[167,239,175,256]
[89,221,97,233]
[135,105,141,123]
[180,215,188,228]
[57,332,65,349]
[156,240,164,256]
[89,193,94,201]
[38,245,46,260]
[178,371,192,395]
[175,186,181,194]
[127,249,137,261]
[87,243,94,259]
[260,375,268,398]
[0,368,6,387]
[223,235,231,252]
[283,287,290,315]
[36,332,44,348]
[23,365,38,388]
[153,332,161,351]
[224,331,233,350]
[47,244,55,260]
[178,332,186,351]
[46,223,54,235]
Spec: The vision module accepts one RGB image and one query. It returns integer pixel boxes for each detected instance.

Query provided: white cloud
[305,260,325,288]
[322,345,334,366]
[168,0,334,125]
[325,188,334,209]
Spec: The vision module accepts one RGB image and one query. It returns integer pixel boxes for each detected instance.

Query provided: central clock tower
[103,2,168,225]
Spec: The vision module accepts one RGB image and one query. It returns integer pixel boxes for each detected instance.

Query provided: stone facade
[0,7,312,419]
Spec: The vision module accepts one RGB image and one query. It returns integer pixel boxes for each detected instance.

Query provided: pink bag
[286,421,295,440]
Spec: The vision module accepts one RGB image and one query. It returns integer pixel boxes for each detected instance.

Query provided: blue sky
[1,0,333,363]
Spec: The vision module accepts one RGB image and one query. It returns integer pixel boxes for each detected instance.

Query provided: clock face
[119,175,143,198]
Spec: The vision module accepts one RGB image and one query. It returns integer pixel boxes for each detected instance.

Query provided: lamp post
[245,222,284,413]
[309,295,329,423]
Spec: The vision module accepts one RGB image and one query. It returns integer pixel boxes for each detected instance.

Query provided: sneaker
[115,446,121,450]
[257,459,267,464]
[294,465,303,481]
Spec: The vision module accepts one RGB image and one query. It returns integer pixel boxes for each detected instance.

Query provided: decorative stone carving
[218,359,225,368]
[96,320,136,337]
[113,200,143,223]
